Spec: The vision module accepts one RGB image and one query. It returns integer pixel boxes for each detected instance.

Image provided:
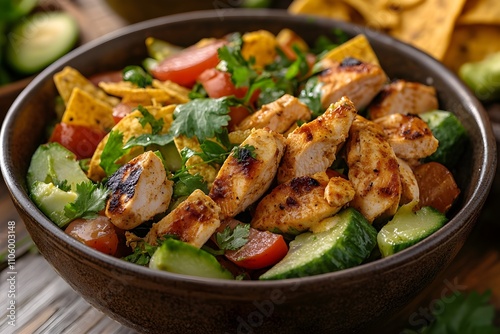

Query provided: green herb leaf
[404,290,500,334]
[197,139,230,166]
[64,182,109,221]
[100,130,130,176]
[136,105,164,135]
[172,171,208,198]
[232,144,256,162]
[170,97,234,142]
[216,224,250,251]
[123,133,174,149]
[123,65,153,88]
[299,75,324,118]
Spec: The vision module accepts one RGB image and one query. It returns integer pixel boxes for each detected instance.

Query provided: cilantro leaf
[404,290,500,334]
[123,133,174,149]
[232,144,256,162]
[123,65,153,88]
[100,130,130,176]
[216,224,250,251]
[170,97,234,142]
[136,105,164,134]
[299,75,324,117]
[172,171,208,198]
[64,182,109,221]
[197,139,230,166]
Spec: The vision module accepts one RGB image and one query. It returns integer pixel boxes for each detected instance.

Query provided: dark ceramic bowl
[0,9,497,334]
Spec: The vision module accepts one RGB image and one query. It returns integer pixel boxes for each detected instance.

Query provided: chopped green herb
[123,133,174,149]
[232,144,256,162]
[216,224,250,251]
[136,105,164,135]
[170,97,236,142]
[299,75,324,117]
[172,171,208,198]
[64,182,109,221]
[100,130,130,176]
[122,65,153,88]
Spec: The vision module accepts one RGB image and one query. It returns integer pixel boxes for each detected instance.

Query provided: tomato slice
[88,70,123,86]
[65,216,119,256]
[49,122,107,160]
[151,40,226,87]
[112,102,135,124]
[225,227,288,270]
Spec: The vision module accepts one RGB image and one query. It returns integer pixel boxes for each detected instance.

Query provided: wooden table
[1,1,500,333]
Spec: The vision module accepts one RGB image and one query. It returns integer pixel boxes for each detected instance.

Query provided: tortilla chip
[98,81,183,105]
[53,66,119,107]
[390,0,467,60]
[61,87,115,132]
[442,25,500,72]
[241,30,278,69]
[458,0,500,25]
[380,0,424,10]
[87,105,175,182]
[288,0,352,21]
[152,79,190,104]
[342,0,400,29]
[321,34,380,65]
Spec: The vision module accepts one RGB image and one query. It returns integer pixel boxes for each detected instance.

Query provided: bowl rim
[1,8,497,290]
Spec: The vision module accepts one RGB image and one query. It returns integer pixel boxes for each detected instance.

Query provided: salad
[26,28,466,280]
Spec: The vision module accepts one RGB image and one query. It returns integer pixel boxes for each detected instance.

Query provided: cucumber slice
[27,143,89,191]
[30,181,77,228]
[259,208,377,280]
[6,11,79,74]
[149,239,234,280]
[377,203,448,257]
[419,110,467,168]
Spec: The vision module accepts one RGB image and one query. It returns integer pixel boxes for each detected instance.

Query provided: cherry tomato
[225,227,288,270]
[88,70,123,86]
[151,40,226,87]
[112,102,135,124]
[65,216,119,256]
[197,68,256,129]
[49,122,107,160]
[413,162,461,213]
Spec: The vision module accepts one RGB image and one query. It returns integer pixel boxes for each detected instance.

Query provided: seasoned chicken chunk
[318,58,387,111]
[277,96,357,184]
[251,172,355,234]
[236,94,311,133]
[209,128,286,219]
[397,157,419,205]
[368,80,438,120]
[105,151,173,230]
[373,113,438,160]
[346,116,402,222]
[146,189,221,248]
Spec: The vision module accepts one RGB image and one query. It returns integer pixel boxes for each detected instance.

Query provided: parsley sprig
[216,224,250,251]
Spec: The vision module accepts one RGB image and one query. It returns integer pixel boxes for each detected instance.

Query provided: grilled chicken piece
[346,115,402,222]
[251,172,355,234]
[397,157,419,205]
[373,113,438,160]
[146,189,221,248]
[236,94,311,133]
[277,96,357,184]
[105,151,173,230]
[368,80,438,120]
[318,58,387,111]
[209,128,286,219]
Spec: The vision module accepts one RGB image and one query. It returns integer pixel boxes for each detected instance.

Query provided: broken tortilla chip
[61,87,115,133]
[321,34,380,65]
[458,0,500,25]
[389,0,467,60]
[53,66,119,107]
[288,0,352,21]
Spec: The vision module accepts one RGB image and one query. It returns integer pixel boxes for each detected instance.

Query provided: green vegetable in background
[459,52,500,102]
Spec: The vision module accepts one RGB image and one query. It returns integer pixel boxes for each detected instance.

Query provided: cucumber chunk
[27,142,89,191]
[377,203,448,257]
[259,208,377,280]
[6,11,79,74]
[419,110,467,168]
[149,239,234,280]
[30,181,77,228]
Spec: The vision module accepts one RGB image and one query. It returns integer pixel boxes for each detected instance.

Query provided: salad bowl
[0,9,496,333]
